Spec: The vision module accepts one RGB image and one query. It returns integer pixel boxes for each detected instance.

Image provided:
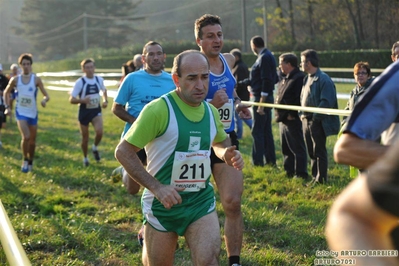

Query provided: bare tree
[276,0,284,19]
[343,0,361,48]
[306,0,315,42]
[288,0,296,47]
[373,0,379,48]
[355,0,365,41]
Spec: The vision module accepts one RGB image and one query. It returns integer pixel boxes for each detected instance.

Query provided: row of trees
[268,0,399,51]
[16,0,142,60]
[15,0,399,60]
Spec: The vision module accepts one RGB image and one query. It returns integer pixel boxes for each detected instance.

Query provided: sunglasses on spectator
[355,72,368,76]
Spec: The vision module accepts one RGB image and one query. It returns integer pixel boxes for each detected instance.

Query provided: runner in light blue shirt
[111,41,175,197]
[115,68,175,136]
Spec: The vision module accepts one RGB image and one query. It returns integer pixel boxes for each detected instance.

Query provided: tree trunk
[355,0,365,40]
[276,0,283,19]
[373,0,379,48]
[343,0,361,48]
[289,0,296,46]
[307,0,315,41]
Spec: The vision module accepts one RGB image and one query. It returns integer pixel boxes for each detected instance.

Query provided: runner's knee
[221,193,242,215]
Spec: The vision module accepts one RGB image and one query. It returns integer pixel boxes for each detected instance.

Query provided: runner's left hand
[223,146,244,171]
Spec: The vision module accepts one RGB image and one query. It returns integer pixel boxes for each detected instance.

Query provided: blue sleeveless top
[206,54,237,133]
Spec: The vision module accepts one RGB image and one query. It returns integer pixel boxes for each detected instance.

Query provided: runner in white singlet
[4,53,50,173]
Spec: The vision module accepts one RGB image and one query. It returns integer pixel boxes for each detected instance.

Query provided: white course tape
[240,101,351,116]
[0,200,31,265]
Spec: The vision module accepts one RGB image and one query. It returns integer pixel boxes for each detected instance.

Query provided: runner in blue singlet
[194,14,250,266]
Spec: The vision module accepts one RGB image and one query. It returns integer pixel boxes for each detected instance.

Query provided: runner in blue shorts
[4,53,50,172]
[115,50,244,266]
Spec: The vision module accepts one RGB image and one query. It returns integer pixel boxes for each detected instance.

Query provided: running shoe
[111,166,124,183]
[83,158,89,167]
[0,141,2,148]
[21,160,29,173]
[92,149,101,162]
[28,164,33,172]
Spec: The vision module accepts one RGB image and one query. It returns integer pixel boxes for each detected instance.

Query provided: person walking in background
[391,40,399,62]
[0,64,8,91]
[133,54,143,70]
[230,48,252,139]
[6,63,20,123]
[195,14,249,266]
[115,50,244,266]
[111,41,175,195]
[300,49,340,185]
[8,63,20,78]
[249,35,278,167]
[118,59,135,86]
[3,53,50,172]
[275,53,308,179]
[0,64,9,148]
[69,58,108,167]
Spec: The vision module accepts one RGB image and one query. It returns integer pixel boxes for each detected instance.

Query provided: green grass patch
[0,85,354,265]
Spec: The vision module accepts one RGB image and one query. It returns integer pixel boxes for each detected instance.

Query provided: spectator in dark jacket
[276,53,308,179]
[300,49,340,184]
[249,35,278,166]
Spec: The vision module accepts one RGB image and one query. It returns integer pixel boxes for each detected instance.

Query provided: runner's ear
[172,73,179,87]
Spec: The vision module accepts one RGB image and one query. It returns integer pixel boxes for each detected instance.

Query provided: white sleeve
[98,76,106,91]
[70,78,83,98]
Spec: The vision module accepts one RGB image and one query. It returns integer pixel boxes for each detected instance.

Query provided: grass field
[0,83,355,265]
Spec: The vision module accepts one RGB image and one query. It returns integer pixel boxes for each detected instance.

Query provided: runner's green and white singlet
[124,91,226,235]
